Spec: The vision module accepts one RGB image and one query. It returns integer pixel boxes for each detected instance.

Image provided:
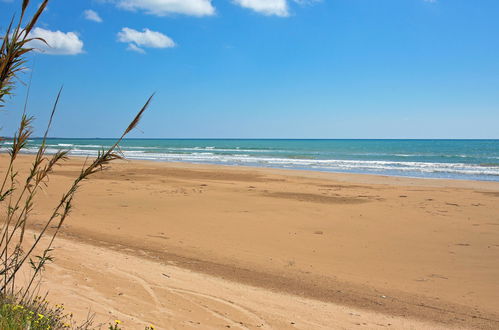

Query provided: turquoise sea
[2,139,499,182]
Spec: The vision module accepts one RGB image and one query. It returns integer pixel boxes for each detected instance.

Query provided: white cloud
[117,27,175,53]
[116,0,215,17]
[292,0,322,4]
[83,9,103,23]
[233,0,288,16]
[28,27,84,55]
[127,43,146,54]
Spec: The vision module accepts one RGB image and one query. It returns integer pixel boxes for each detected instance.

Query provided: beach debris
[380,295,387,299]
[313,230,324,235]
[162,273,170,278]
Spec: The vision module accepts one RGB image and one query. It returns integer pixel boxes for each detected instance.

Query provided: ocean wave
[50,144,108,149]
[6,145,499,181]
[121,146,159,150]
[162,147,284,153]
[479,163,499,168]
[102,151,499,177]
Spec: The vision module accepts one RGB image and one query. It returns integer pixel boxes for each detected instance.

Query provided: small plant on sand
[108,320,122,330]
[107,320,155,330]
[1,0,152,328]
[0,294,87,329]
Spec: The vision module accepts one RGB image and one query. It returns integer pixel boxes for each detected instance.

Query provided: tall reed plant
[0,1,153,327]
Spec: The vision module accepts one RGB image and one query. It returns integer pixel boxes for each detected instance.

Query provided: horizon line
[2,137,499,141]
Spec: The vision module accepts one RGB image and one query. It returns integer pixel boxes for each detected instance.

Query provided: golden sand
[3,154,499,329]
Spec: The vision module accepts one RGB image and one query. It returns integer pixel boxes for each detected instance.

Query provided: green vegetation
[0,295,83,329]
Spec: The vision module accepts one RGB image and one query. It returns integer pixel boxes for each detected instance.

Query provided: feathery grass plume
[0,87,64,277]
[124,93,154,135]
[0,0,48,107]
[0,115,33,199]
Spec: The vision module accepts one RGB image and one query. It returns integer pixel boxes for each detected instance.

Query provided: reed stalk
[0,2,154,322]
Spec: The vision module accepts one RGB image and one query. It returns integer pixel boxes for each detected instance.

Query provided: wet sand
[2,154,499,329]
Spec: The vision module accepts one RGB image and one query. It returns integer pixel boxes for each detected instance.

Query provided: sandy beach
[2,154,499,329]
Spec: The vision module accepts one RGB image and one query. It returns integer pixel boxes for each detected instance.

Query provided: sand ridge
[35,232,461,329]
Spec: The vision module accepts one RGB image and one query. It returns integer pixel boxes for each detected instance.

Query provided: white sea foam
[101,152,499,177]
[121,146,159,150]
[163,147,283,153]
[51,144,107,149]
[6,144,499,180]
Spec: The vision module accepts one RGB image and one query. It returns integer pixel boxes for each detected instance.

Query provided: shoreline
[116,158,499,184]
[128,157,499,190]
[3,154,499,328]
[4,150,499,185]
[3,137,499,183]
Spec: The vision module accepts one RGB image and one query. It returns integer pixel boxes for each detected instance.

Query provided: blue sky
[1,0,498,139]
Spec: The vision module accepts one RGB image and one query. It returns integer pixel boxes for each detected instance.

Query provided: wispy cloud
[83,9,103,23]
[117,27,175,54]
[116,0,215,17]
[292,0,322,5]
[126,43,146,54]
[28,27,84,55]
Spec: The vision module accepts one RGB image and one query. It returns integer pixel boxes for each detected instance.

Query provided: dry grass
[1,1,154,328]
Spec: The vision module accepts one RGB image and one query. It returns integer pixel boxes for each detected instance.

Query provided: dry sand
[2,154,499,329]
